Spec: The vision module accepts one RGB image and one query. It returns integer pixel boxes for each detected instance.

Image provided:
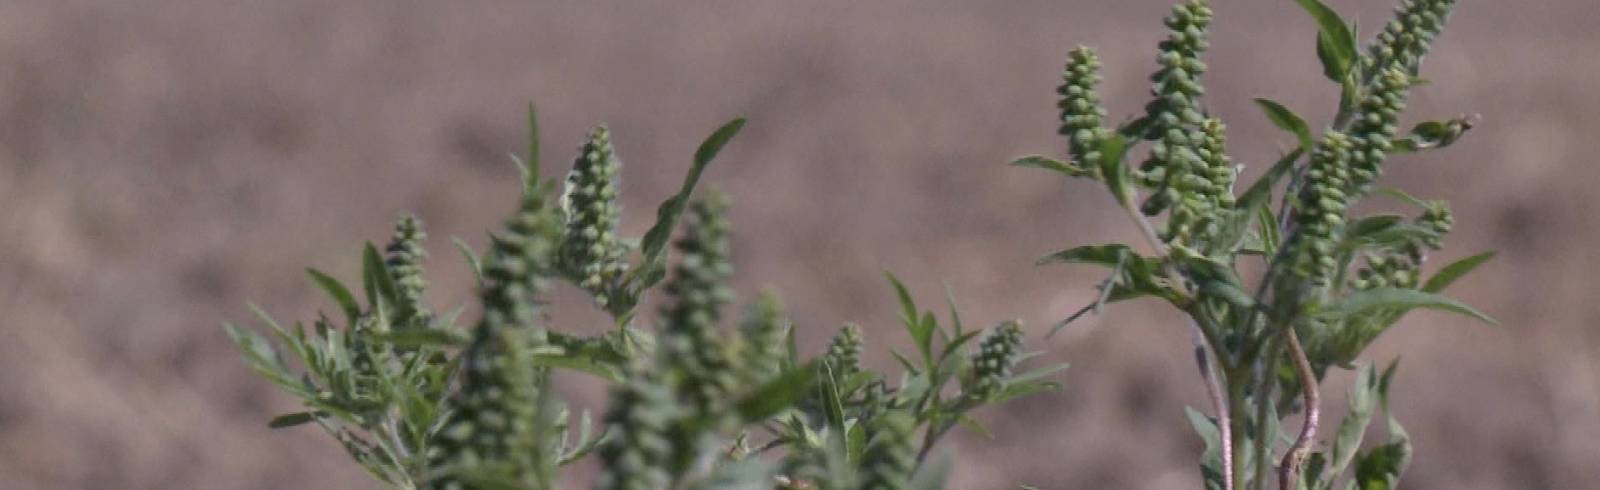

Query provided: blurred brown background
[2,1,1596,488]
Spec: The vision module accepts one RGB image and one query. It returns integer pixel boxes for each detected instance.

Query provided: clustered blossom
[1286,132,1357,286]
[1367,0,1459,76]
[823,323,865,378]
[1164,118,1237,246]
[560,125,629,308]
[859,411,917,490]
[1135,1,1216,237]
[385,214,432,329]
[657,193,740,416]
[1346,68,1415,195]
[594,362,678,490]
[1057,46,1109,177]
[738,291,789,384]
[970,321,1024,398]
[428,188,563,489]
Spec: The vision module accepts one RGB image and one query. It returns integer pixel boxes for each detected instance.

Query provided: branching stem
[1278,326,1319,490]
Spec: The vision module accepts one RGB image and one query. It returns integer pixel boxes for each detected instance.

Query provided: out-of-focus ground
[2,1,1596,488]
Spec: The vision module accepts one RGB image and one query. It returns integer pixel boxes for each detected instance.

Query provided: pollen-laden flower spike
[1346,68,1416,195]
[823,323,864,379]
[594,361,678,490]
[385,214,432,329]
[427,187,562,489]
[658,192,740,417]
[859,411,917,490]
[1057,46,1109,178]
[1286,131,1357,286]
[738,291,788,384]
[560,125,629,308]
[1137,0,1214,219]
[1351,251,1422,291]
[970,321,1025,398]
[1367,0,1459,76]
[1416,202,1453,250]
[1165,118,1237,246]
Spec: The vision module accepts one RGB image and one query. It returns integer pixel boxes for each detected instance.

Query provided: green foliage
[1013,1,1486,489]
[227,2,1492,489]
[229,110,1059,489]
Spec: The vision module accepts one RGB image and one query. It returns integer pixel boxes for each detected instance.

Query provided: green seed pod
[1285,131,1357,286]
[970,321,1024,398]
[428,186,563,489]
[859,411,917,490]
[1057,46,1109,178]
[384,214,432,329]
[1367,0,1458,76]
[594,361,678,490]
[658,192,740,417]
[823,323,864,379]
[1347,68,1416,195]
[1137,1,1214,220]
[738,291,789,384]
[1417,202,1453,249]
[559,125,630,308]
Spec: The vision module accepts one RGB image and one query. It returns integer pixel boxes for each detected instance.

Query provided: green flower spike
[1057,46,1109,178]
[1367,0,1459,76]
[859,411,917,490]
[1164,118,1237,246]
[738,291,789,384]
[427,186,563,489]
[658,192,740,416]
[970,321,1024,398]
[1286,131,1357,286]
[1346,68,1416,195]
[384,214,432,329]
[595,361,678,490]
[560,125,629,309]
[823,323,864,379]
[1137,0,1214,220]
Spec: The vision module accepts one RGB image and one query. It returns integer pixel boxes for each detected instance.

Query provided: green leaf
[1254,98,1314,153]
[306,268,359,325]
[1010,155,1090,177]
[736,363,819,423]
[1317,288,1497,326]
[268,411,316,429]
[1098,134,1133,206]
[1036,243,1136,267]
[452,237,485,288]
[1373,188,1434,210]
[1324,364,1381,487]
[1423,252,1495,293]
[1296,0,1358,82]
[631,118,746,287]
[1185,406,1226,490]
[1345,215,1405,239]
[1353,440,1411,490]
[377,327,471,348]
[361,242,400,314]
[1199,279,1255,311]
[526,103,541,183]
[886,271,919,328]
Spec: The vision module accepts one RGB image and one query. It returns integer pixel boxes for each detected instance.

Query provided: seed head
[1058,46,1109,177]
[385,214,432,329]
[1368,0,1458,76]
[658,192,740,416]
[560,125,630,308]
[859,411,917,490]
[823,323,865,379]
[970,321,1024,398]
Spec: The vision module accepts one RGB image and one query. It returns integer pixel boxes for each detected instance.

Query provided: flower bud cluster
[1057,47,1109,177]
[1287,132,1357,285]
[1346,68,1415,195]
[1351,203,1452,290]
[1162,118,1237,245]
[385,214,432,329]
[658,193,740,416]
[823,323,865,378]
[970,321,1024,398]
[594,361,678,490]
[1368,0,1458,76]
[859,411,917,490]
[738,291,789,384]
[560,125,630,308]
[428,190,563,488]
[1136,1,1214,222]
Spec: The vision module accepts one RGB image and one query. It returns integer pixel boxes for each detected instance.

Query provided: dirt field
[2,1,1597,488]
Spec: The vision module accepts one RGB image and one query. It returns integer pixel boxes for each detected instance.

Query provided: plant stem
[1278,326,1319,490]
[1115,192,1234,490]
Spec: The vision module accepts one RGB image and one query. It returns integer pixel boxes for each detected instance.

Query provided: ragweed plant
[228,108,1063,489]
[1014,0,1490,489]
